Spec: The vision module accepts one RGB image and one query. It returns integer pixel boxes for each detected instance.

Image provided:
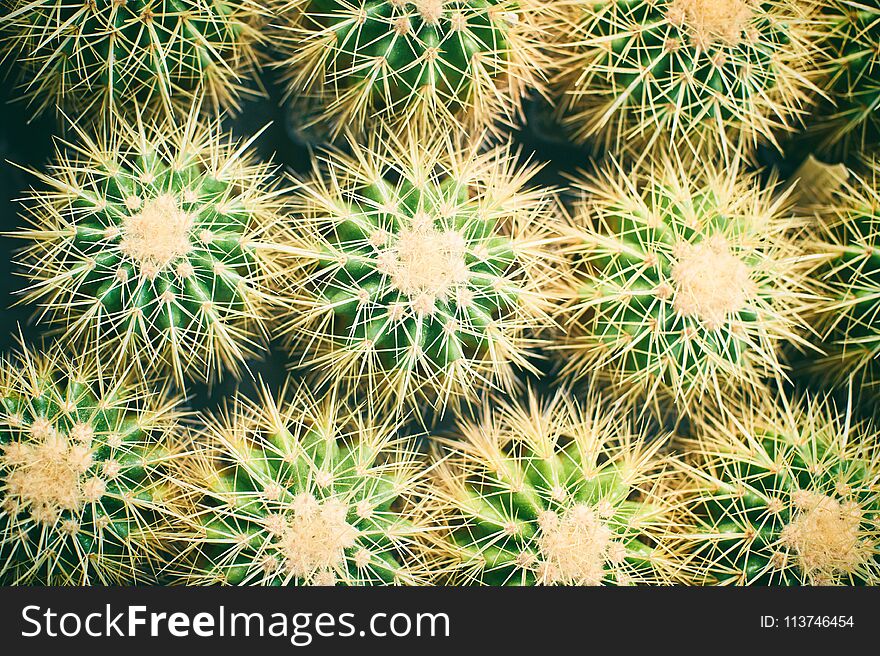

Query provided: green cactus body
[0,347,182,585]
[422,392,682,585]
[277,0,550,133]
[552,0,822,152]
[285,131,560,416]
[0,0,265,116]
[175,388,428,585]
[679,398,880,585]
[12,113,292,385]
[810,157,880,388]
[815,2,880,156]
[557,154,816,415]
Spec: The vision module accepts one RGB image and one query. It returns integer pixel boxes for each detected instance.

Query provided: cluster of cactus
[0,0,879,592]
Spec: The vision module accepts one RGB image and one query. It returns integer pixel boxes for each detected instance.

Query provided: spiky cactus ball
[676,396,880,585]
[274,0,553,135]
[418,391,685,585]
[555,153,818,416]
[171,385,429,585]
[282,129,562,418]
[808,156,880,389]
[10,111,294,386]
[813,1,880,156]
[0,0,266,117]
[550,0,824,153]
[0,346,183,585]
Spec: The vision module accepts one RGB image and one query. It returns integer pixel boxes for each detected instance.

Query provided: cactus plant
[0,0,266,117]
[675,394,880,585]
[8,109,295,387]
[550,0,825,154]
[273,0,553,136]
[418,390,687,585]
[808,156,880,390]
[169,383,430,585]
[0,344,183,585]
[813,1,880,157]
[555,151,819,417]
[282,128,563,419]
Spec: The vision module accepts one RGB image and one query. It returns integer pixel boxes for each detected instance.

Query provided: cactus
[813,1,880,157]
[0,0,266,117]
[282,128,562,418]
[808,156,880,390]
[169,384,430,585]
[555,152,819,417]
[550,0,824,154]
[0,345,183,585]
[273,0,553,135]
[675,394,880,585]
[9,109,295,387]
[417,390,686,585]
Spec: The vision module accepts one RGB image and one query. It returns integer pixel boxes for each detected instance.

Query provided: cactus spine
[0,345,183,585]
[808,156,880,389]
[675,395,880,585]
[0,0,267,117]
[170,384,429,585]
[550,0,824,154]
[282,128,563,418]
[274,0,553,135]
[555,152,819,416]
[9,110,295,387]
[418,390,686,585]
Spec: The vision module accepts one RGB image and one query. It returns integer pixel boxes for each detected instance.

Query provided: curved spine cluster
[0,0,267,117]
[9,109,295,387]
[674,395,880,585]
[416,390,688,585]
[169,384,430,586]
[555,151,820,417]
[550,0,825,155]
[282,127,564,419]
[0,345,184,585]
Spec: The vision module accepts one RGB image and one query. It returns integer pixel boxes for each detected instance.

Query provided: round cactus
[0,0,266,117]
[273,0,553,135]
[418,390,686,585]
[282,128,563,418]
[170,384,429,586]
[555,152,819,417]
[9,110,295,387]
[550,0,824,154]
[0,345,183,585]
[808,156,880,390]
[813,1,880,157]
[675,395,880,585]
